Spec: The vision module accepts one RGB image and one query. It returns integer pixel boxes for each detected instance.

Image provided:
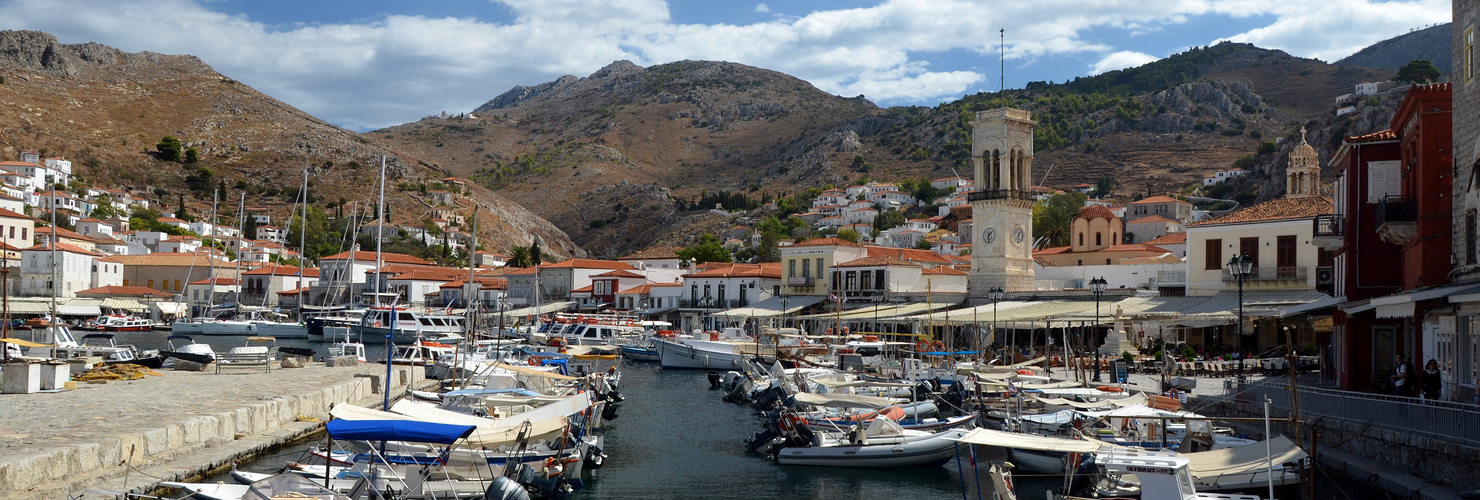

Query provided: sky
[0,0,1450,132]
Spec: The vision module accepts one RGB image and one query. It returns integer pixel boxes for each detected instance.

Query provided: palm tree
[1032,192,1086,248]
[507,246,532,268]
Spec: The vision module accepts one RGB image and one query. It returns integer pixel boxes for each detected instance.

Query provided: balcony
[1221,266,1308,283]
[679,298,743,310]
[1376,195,1417,246]
[966,189,1034,202]
[1156,270,1187,286]
[1312,215,1344,251]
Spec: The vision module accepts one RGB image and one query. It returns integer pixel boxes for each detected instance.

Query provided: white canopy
[712,295,827,318]
[792,392,900,409]
[1185,435,1308,480]
[952,427,1106,453]
[498,301,578,318]
[892,300,1099,327]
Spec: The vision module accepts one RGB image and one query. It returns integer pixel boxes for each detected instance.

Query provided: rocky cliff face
[0,30,580,258]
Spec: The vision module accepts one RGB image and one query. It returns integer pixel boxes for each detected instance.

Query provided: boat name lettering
[1125,466,1172,475]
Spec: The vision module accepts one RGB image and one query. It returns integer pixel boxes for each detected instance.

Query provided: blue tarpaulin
[326,419,475,444]
[443,388,545,397]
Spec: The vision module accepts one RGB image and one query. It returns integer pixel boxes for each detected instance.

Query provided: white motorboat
[164,473,351,500]
[655,328,772,370]
[352,306,467,344]
[246,310,308,338]
[162,334,217,364]
[767,416,971,467]
[94,314,154,332]
[172,317,256,336]
[29,331,165,368]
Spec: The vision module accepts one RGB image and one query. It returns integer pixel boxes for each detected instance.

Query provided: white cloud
[0,0,1449,130]
[1090,51,1160,75]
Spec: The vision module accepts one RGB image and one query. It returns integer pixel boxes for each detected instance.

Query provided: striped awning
[101,298,148,312]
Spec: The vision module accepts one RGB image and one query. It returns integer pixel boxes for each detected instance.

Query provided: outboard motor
[707,370,722,389]
[1067,454,1101,497]
[751,385,787,411]
[583,444,606,469]
[913,381,935,402]
[485,476,532,500]
[601,404,619,421]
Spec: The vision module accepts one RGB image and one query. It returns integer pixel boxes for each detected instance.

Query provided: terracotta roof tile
[617,283,682,294]
[1145,232,1187,245]
[320,250,432,266]
[242,264,320,277]
[1129,215,1177,224]
[921,265,968,276]
[834,256,920,268]
[1076,204,1118,221]
[1130,195,1185,205]
[76,285,175,298]
[593,269,645,278]
[1192,197,1333,226]
[788,237,863,248]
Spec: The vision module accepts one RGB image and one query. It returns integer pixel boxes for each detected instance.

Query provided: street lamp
[988,287,1005,360]
[1089,276,1108,382]
[1227,253,1253,362]
[780,296,790,329]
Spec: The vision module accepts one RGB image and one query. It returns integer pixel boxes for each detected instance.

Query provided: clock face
[983,227,995,244]
[1013,227,1026,245]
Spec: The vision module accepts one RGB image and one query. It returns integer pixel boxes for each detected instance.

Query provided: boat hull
[775,428,970,467]
[654,337,747,370]
[619,345,659,362]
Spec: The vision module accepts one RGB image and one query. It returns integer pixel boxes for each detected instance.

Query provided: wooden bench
[215,351,273,374]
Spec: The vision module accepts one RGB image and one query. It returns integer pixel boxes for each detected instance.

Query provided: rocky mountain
[377,42,1398,258]
[0,31,581,259]
[1335,23,1452,74]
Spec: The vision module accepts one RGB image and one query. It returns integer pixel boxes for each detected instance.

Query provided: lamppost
[780,296,790,329]
[1227,253,1253,361]
[988,287,1005,360]
[1089,276,1108,382]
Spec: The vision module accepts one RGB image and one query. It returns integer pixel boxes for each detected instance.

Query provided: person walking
[1392,353,1412,397]
[1421,359,1442,400]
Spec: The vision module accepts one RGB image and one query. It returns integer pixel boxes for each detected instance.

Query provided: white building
[20,242,116,298]
[1201,169,1248,186]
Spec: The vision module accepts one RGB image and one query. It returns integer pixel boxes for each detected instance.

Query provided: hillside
[0,31,581,259]
[1335,23,1452,75]
[377,42,1398,257]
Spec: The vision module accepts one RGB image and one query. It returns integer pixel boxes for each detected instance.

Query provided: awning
[1185,436,1308,480]
[101,298,148,312]
[893,300,1098,327]
[153,302,187,315]
[712,295,826,318]
[56,303,101,316]
[632,306,676,316]
[1280,295,1344,318]
[1103,290,1333,327]
[4,299,55,314]
[1365,284,1480,318]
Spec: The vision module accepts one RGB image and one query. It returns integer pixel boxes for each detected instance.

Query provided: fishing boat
[163,473,352,500]
[161,334,216,364]
[618,343,660,362]
[94,314,154,332]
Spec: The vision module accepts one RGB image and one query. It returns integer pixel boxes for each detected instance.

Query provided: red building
[1328,83,1456,392]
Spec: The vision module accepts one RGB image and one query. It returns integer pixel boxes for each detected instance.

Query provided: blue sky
[0,0,1450,131]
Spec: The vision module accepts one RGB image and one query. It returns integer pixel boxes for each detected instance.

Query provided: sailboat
[246,173,310,338]
[172,190,255,336]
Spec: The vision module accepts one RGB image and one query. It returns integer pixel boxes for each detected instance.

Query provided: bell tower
[969,107,1037,295]
[1286,126,1320,199]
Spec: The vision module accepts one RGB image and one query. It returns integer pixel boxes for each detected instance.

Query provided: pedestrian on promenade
[1421,359,1442,400]
[1392,353,1412,397]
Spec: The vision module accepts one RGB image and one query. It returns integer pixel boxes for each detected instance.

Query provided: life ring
[528,356,541,366]
[374,321,383,328]
[916,340,931,352]
[1097,385,1124,393]
[931,340,946,352]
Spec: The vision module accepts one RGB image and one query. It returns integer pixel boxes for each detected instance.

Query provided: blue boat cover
[326,419,475,444]
[922,350,980,356]
[515,347,572,358]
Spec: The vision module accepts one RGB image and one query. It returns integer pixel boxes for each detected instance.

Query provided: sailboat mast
[298,169,308,318]
[375,157,385,306]
[204,190,218,320]
[466,210,478,330]
[48,185,57,332]
[234,193,245,309]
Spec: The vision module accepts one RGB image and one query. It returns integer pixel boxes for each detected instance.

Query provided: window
[1276,235,1296,277]
[815,258,823,282]
[1233,238,1260,273]
[717,284,725,304]
[1106,258,1112,265]
[20,228,25,240]
[875,270,885,290]
[1077,259,1083,266]
[1204,239,1222,270]
[1468,28,1475,81]
[147,280,154,289]
[690,284,697,302]
[860,270,872,291]
[174,280,181,291]
[1095,232,1102,246]
[1078,233,1084,246]
[799,259,808,277]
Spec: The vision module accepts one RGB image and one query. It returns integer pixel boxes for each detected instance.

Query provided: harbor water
[138,342,1055,500]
